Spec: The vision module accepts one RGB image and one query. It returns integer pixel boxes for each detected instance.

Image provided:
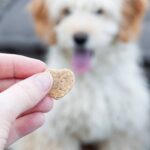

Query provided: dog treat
[47,69,75,99]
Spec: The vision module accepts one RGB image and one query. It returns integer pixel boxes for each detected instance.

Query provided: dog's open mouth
[71,48,94,75]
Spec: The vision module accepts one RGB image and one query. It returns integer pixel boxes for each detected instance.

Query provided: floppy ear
[29,0,56,45]
[118,0,147,42]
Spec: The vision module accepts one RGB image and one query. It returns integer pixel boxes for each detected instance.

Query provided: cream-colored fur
[12,0,149,149]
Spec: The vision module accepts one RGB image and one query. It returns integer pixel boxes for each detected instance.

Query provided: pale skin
[0,54,54,149]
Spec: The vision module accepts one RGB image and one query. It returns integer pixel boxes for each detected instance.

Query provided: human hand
[0,54,53,149]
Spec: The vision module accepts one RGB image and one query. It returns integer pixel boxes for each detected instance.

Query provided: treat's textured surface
[48,69,75,99]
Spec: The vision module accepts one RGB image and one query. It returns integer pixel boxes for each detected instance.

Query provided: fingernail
[34,73,53,91]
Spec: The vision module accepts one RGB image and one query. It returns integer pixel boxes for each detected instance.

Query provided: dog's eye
[62,8,71,16]
[96,9,104,15]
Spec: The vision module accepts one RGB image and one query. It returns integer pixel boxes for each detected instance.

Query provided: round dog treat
[48,69,75,99]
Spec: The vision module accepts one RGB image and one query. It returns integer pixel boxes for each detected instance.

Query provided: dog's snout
[73,33,88,46]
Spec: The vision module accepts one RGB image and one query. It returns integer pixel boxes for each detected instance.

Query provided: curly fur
[12,0,150,149]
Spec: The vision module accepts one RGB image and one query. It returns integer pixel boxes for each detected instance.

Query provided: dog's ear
[29,0,56,45]
[118,0,147,42]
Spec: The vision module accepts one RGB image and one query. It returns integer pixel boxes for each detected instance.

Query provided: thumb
[0,72,53,118]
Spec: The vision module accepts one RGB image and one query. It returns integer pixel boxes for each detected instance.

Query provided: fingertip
[34,112,45,127]
[20,112,45,129]
[16,56,47,78]
[21,112,45,130]
[27,58,47,73]
[33,59,47,71]
[42,97,54,112]
[34,72,53,92]
[20,97,54,117]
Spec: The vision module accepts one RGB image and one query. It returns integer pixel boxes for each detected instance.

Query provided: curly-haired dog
[13,0,150,149]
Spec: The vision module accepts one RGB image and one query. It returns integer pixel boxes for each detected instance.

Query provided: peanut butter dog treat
[48,69,75,99]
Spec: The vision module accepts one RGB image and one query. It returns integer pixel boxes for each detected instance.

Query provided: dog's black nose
[73,33,88,46]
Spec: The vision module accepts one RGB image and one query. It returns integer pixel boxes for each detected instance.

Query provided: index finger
[0,54,46,79]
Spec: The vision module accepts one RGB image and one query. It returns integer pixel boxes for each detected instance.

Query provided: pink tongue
[71,52,92,75]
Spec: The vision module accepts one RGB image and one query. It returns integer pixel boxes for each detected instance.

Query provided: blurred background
[0,0,47,61]
[0,0,150,83]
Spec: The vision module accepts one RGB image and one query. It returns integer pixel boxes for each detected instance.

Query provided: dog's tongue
[71,50,92,75]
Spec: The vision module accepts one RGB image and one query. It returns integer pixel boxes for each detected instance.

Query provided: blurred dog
[13,0,150,149]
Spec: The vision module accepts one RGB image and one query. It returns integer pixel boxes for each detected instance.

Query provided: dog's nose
[73,33,88,46]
